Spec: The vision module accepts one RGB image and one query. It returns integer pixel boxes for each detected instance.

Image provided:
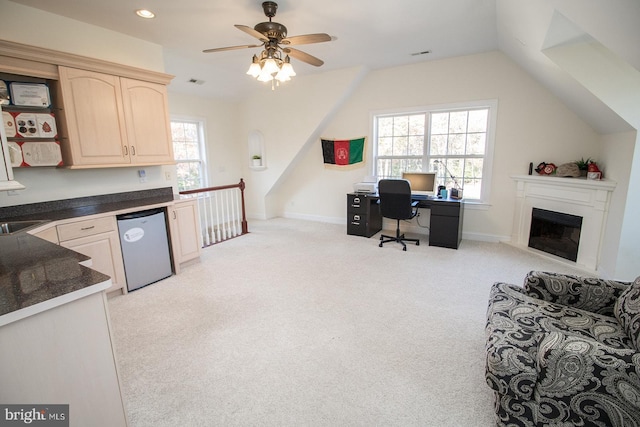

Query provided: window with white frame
[170,119,207,191]
[373,101,496,202]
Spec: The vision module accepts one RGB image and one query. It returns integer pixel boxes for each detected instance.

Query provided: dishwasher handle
[117,208,165,221]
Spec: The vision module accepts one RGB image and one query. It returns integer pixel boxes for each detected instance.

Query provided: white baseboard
[462,232,511,243]
[282,212,345,225]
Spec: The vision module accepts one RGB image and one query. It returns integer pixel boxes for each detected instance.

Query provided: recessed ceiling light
[135,9,155,19]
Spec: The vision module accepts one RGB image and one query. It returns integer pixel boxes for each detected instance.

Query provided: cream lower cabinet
[168,199,202,271]
[56,66,174,168]
[31,225,59,244]
[0,291,128,427]
[58,216,127,294]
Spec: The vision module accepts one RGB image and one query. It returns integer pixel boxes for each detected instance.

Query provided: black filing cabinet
[347,193,382,237]
[428,200,463,249]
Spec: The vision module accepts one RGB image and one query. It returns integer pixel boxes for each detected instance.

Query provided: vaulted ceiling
[8,0,639,134]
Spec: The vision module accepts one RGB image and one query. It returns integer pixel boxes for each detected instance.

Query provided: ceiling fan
[203,1,333,83]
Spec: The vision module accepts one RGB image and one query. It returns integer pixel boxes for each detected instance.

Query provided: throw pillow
[615,276,640,351]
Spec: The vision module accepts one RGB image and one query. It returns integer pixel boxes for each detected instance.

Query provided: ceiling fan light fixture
[206,2,332,88]
[275,69,290,82]
[246,55,261,77]
[281,56,296,77]
[262,58,280,75]
[257,69,274,82]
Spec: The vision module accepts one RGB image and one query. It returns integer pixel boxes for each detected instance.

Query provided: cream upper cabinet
[57,67,129,166]
[56,66,174,168]
[120,78,174,164]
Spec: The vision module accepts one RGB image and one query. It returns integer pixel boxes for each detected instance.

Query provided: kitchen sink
[0,220,48,235]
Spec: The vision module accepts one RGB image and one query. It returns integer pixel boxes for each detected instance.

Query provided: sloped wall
[239,67,368,219]
[274,51,605,243]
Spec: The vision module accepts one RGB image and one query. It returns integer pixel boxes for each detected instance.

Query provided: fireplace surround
[511,175,616,271]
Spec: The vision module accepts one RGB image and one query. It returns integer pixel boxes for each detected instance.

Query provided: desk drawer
[57,216,116,242]
[347,194,369,213]
[430,203,460,217]
[347,213,367,235]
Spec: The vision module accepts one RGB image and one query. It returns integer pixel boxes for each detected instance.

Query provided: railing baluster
[208,193,216,243]
[231,189,239,237]
[179,179,249,247]
[224,190,233,237]
[198,196,209,246]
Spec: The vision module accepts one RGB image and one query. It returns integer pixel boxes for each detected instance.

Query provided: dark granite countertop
[0,232,110,321]
[0,187,177,222]
[0,187,178,324]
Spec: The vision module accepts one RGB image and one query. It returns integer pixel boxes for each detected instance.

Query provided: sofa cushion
[486,282,633,404]
[489,282,632,350]
[615,276,640,352]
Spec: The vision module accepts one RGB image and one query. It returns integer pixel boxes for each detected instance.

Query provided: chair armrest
[411,201,419,207]
[485,282,542,401]
[523,271,631,316]
[535,331,640,425]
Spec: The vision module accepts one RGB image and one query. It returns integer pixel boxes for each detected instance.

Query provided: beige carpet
[107,218,585,426]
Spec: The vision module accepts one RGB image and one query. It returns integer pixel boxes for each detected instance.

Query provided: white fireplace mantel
[511,174,616,272]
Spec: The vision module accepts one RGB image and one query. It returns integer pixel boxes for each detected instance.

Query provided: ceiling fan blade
[283,47,324,67]
[235,24,268,42]
[203,44,262,53]
[280,33,332,46]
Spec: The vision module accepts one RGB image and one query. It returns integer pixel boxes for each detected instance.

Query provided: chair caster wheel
[403,247,407,251]
[379,243,383,247]
[416,241,420,246]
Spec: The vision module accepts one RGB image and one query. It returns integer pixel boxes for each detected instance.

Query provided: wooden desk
[346,193,464,249]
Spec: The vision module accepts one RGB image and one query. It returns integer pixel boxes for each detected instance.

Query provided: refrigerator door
[117,209,173,291]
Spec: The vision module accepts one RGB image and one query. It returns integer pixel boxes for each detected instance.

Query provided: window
[171,119,207,191]
[373,101,496,202]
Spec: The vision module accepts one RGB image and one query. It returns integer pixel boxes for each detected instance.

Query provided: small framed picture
[587,171,602,180]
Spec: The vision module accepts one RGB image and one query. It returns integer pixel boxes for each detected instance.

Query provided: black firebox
[528,208,583,262]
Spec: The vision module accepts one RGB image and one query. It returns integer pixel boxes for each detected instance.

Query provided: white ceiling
[7,0,639,134]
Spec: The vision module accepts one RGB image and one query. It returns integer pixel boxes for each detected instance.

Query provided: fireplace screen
[528,208,583,262]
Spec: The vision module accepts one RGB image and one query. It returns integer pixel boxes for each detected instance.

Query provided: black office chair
[378,179,420,251]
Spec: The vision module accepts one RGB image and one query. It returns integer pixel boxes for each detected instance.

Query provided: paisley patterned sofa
[485,271,640,426]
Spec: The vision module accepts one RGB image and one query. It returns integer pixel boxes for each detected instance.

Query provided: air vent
[410,50,432,56]
[188,78,206,85]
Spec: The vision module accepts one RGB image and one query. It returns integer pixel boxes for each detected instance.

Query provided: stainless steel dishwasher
[117,208,173,292]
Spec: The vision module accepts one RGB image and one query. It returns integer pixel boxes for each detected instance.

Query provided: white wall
[167,92,242,188]
[598,130,636,278]
[543,35,640,280]
[239,66,368,219]
[267,51,603,242]
[0,0,173,207]
[0,0,164,72]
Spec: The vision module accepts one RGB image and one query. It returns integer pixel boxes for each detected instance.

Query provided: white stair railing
[179,179,248,247]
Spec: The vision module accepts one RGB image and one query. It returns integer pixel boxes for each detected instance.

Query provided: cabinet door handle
[131,146,136,156]
[123,146,128,156]
[81,226,95,231]
[173,211,177,220]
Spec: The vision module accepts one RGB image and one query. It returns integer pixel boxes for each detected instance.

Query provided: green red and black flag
[321,137,365,166]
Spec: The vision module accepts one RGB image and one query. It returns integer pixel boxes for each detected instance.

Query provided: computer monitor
[402,172,437,196]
